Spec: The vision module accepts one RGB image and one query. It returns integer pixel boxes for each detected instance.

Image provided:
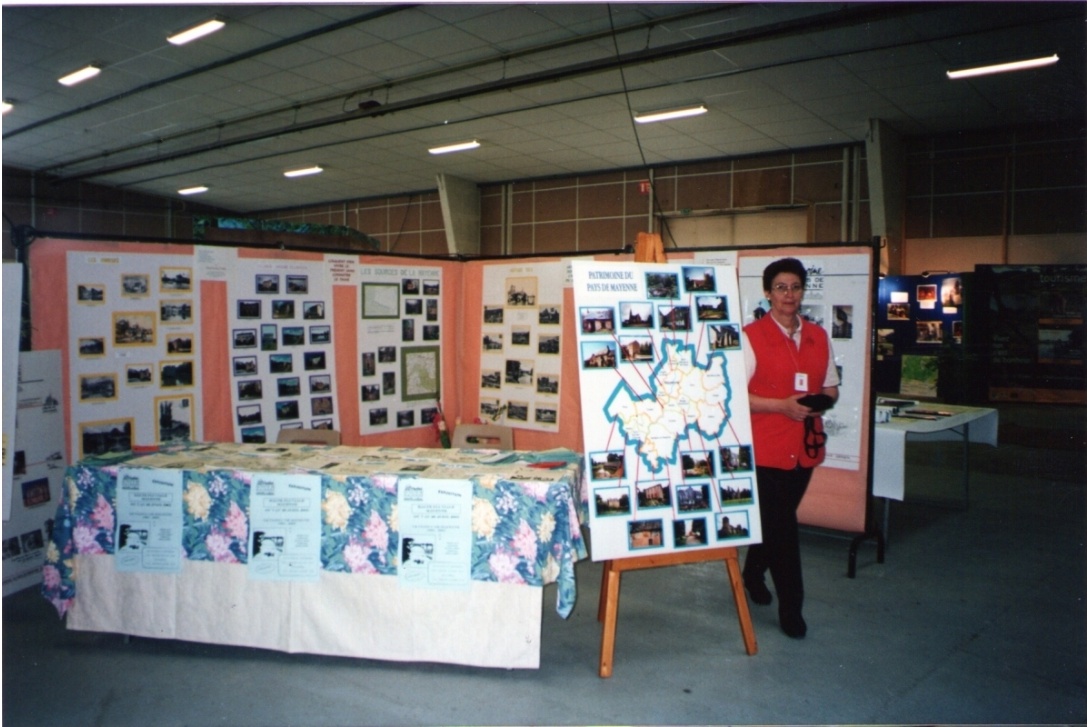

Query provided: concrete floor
[3,404,1085,726]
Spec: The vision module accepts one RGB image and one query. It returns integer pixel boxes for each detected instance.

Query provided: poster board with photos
[572,260,759,562]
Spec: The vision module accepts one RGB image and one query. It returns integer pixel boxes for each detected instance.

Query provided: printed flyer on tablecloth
[739,254,871,471]
[247,472,322,581]
[478,261,565,431]
[571,260,760,562]
[114,467,184,573]
[66,251,202,460]
[357,264,443,434]
[226,256,340,442]
[397,478,472,590]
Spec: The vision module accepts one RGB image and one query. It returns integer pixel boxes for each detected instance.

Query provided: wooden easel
[595,233,758,679]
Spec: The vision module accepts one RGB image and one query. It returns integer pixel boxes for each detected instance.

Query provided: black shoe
[779,612,807,639]
[744,579,773,606]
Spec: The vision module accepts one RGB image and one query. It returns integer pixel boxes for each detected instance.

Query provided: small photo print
[683,265,717,292]
[113,311,156,346]
[21,478,51,508]
[589,451,625,480]
[126,364,153,385]
[673,517,708,547]
[534,406,557,424]
[309,325,331,344]
[286,275,308,294]
[369,408,388,426]
[382,371,396,395]
[312,418,334,430]
[238,299,261,319]
[78,336,106,357]
[504,359,534,386]
[277,377,301,397]
[121,273,149,297]
[658,304,692,331]
[241,426,266,443]
[396,410,416,428]
[581,341,616,369]
[269,353,293,373]
[511,326,531,346]
[506,400,529,422]
[422,324,440,341]
[708,323,741,350]
[876,328,896,356]
[539,305,561,325]
[619,301,654,329]
[401,319,415,342]
[423,279,440,295]
[160,300,192,323]
[916,320,942,344]
[157,394,193,445]
[681,450,715,479]
[165,333,193,355]
[800,304,824,327]
[361,384,381,402]
[619,336,654,363]
[233,356,259,377]
[636,481,671,509]
[281,326,305,346]
[917,284,938,305]
[887,302,910,320]
[160,267,192,292]
[159,360,193,388]
[481,369,502,389]
[237,404,262,426]
[275,400,300,421]
[420,407,438,426]
[479,398,503,421]
[580,306,615,334]
[832,305,853,339]
[645,272,679,299]
[594,485,631,517]
[719,445,753,473]
[271,300,295,319]
[536,373,559,394]
[362,351,376,376]
[402,278,420,294]
[302,301,325,320]
[79,374,118,401]
[716,511,751,541]
[303,351,327,370]
[483,305,504,324]
[952,320,963,344]
[255,274,280,294]
[80,418,133,459]
[483,332,503,351]
[628,520,664,550]
[538,334,560,355]
[426,299,438,321]
[309,374,332,393]
[378,346,397,363]
[696,295,728,320]
[719,476,755,505]
[76,283,106,304]
[311,396,333,416]
[505,276,537,306]
[237,379,263,401]
[233,328,257,349]
[405,298,423,316]
[675,483,712,512]
[941,277,963,307]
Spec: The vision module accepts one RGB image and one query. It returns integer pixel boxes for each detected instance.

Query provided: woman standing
[742,258,839,639]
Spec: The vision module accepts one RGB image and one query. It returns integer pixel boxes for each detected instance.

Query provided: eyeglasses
[771,283,803,294]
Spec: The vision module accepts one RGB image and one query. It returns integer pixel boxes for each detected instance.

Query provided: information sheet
[397,478,472,590]
[247,472,322,581]
[114,467,184,573]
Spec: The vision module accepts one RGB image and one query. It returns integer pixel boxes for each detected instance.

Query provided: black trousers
[743,464,814,617]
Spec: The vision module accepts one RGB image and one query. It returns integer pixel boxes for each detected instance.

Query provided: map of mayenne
[604,339,731,473]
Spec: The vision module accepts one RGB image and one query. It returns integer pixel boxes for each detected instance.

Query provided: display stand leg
[596,547,757,678]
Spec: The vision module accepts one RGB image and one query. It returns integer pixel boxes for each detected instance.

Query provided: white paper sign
[397,478,472,590]
[114,468,184,573]
[247,472,322,581]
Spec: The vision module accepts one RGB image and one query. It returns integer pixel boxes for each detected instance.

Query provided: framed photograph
[628,520,665,550]
[580,306,615,334]
[76,283,106,304]
[303,351,327,370]
[400,346,440,402]
[381,371,395,396]
[511,326,531,346]
[121,273,149,297]
[378,346,396,363]
[396,410,415,428]
[506,400,528,422]
[286,275,308,294]
[479,398,503,421]
[917,284,938,307]
[401,319,415,342]
[362,282,400,319]
[404,298,423,316]
[309,325,331,344]
[281,326,305,346]
[361,384,381,402]
[675,483,711,512]
[535,373,559,395]
[368,408,388,426]
[309,374,331,393]
[657,304,691,331]
[538,305,561,325]
[237,299,261,319]
[887,302,910,320]
[233,328,257,349]
[695,295,728,320]
[538,333,560,355]
[312,418,334,430]
[78,373,118,402]
[310,396,333,416]
[941,277,963,307]
[402,278,420,294]
[716,511,751,541]
[832,305,853,339]
[271,300,295,319]
[277,377,301,397]
[719,445,753,473]
[125,363,153,385]
[681,450,715,479]
[422,324,440,341]
[916,320,943,344]
[78,336,106,357]
[159,299,193,323]
[160,267,192,292]
[302,301,325,319]
[719,476,754,506]
[425,299,438,321]
[534,406,557,425]
[682,265,716,292]
[708,323,740,350]
[79,417,134,459]
[422,279,440,295]
[619,336,653,363]
[483,305,504,324]
[636,481,670,509]
[505,276,537,306]
[594,485,632,517]
[165,333,193,355]
[113,311,156,346]
[362,351,376,376]
[156,394,193,444]
[260,324,278,351]
[645,272,679,299]
[581,341,616,369]
[673,517,708,547]
[233,356,258,377]
[618,301,654,329]
[275,400,300,421]
[269,353,293,373]
[589,451,625,480]
[159,360,194,387]
[255,274,280,294]
[482,332,503,351]
[240,426,266,444]
[504,358,534,386]
[237,379,263,401]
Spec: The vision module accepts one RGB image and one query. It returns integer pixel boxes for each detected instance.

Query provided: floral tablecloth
[43,443,587,618]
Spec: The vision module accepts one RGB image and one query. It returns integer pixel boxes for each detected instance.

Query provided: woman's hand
[780,393,817,421]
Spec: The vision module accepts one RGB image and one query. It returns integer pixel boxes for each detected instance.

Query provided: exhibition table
[41,442,587,669]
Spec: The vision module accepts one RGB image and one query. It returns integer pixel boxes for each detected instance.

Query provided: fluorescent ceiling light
[1,101,12,114]
[428,140,481,155]
[167,18,226,46]
[634,105,707,124]
[283,165,324,178]
[947,54,1059,79]
[178,185,208,196]
[58,65,101,87]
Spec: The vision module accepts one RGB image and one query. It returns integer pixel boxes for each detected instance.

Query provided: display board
[3,263,23,520]
[572,260,759,561]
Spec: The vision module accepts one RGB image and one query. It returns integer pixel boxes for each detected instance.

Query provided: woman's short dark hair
[762,257,807,292]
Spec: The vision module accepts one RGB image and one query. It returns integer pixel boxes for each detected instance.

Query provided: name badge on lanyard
[794,372,809,392]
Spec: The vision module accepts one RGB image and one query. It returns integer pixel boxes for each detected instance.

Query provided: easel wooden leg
[724,549,758,655]
[598,560,621,678]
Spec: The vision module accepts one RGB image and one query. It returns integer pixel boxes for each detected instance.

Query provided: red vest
[744,314,830,470]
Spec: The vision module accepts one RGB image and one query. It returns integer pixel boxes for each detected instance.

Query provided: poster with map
[571,260,759,561]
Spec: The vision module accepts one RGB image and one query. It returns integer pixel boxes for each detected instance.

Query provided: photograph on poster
[580,306,615,333]
[237,404,262,425]
[696,295,728,320]
[126,364,153,385]
[708,323,740,350]
[238,300,261,319]
[673,517,707,547]
[233,329,257,348]
[79,417,133,459]
[423,279,439,295]
[402,319,415,341]
[800,304,824,327]
[1038,326,1082,364]
[402,278,419,294]
[159,267,191,292]
[536,374,559,394]
[113,311,156,346]
[309,325,330,344]
[277,377,300,397]
[719,477,754,506]
[269,354,292,373]
[636,481,670,508]
[900,355,939,398]
[719,444,753,473]
[362,352,376,376]
[233,356,258,376]
[483,333,503,351]
[378,346,396,363]
[941,277,963,307]
[952,321,963,344]
[683,265,717,292]
[369,408,388,426]
[362,385,380,402]
[255,274,280,294]
[405,299,422,316]
[676,483,711,512]
[275,401,299,421]
[311,396,333,416]
[876,328,895,356]
[79,373,117,402]
[401,346,440,401]
[382,372,396,395]
[628,520,664,550]
[303,351,326,370]
[481,370,501,389]
[539,306,561,325]
[484,305,504,324]
[396,410,416,428]
[309,374,331,393]
[504,359,534,386]
[537,334,560,355]
[165,334,193,355]
[619,301,654,329]
[658,304,691,331]
[160,300,192,323]
[313,418,333,430]
[302,301,325,319]
[916,320,943,344]
[426,299,438,321]
[645,272,679,299]
[21,479,50,508]
[237,379,262,400]
[507,401,528,422]
[589,451,624,480]
[887,302,910,320]
[505,276,537,306]
[156,395,192,444]
[716,511,750,540]
[78,337,106,357]
[159,360,193,387]
[77,283,106,304]
[619,337,654,363]
[534,406,557,424]
[681,450,715,479]
[121,273,149,297]
[480,398,502,420]
[271,300,295,319]
[832,305,853,339]
[581,341,616,369]
[281,326,304,346]
[422,325,440,341]
[594,485,632,517]
[917,284,938,309]
[241,426,266,443]
[511,326,531,345]
[286,275,308,294]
